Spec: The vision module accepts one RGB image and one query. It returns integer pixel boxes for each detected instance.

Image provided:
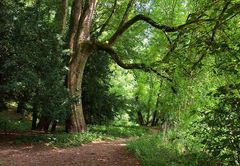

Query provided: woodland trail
[0,138,140,166]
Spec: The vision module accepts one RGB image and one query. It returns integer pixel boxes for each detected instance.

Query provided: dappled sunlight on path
[0,138,140,166]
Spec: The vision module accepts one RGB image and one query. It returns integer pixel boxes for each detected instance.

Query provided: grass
[0,111,31,132]
[0,110,150,148]
[16,132,109,147]
[127,132,216,166]
[16,125,150,147]
[88,125,150,138]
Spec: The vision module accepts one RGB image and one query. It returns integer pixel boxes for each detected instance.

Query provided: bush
[17,132,106,147]
[194,83,240,164]
[0,111,31,132]
[128,131,213,166]
[88,125,149,138]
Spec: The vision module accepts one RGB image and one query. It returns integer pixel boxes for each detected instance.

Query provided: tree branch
[97,0,117,37]
[192,1,232,69]
[108,14,213,45]
[96,42,173,82]
[211,1,231,41]
[67,0,83,51]
[117,0,135,28]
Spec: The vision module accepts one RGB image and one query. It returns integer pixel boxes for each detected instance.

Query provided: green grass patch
[127,133,216,166]
[16,132,111,147]
[0,110,151,148]
[15,125,150,147]
[88,125,150,138]
[0,111,31,132]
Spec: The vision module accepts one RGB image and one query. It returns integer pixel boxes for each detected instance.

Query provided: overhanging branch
[108,14,213,45]
[96,42,173,82]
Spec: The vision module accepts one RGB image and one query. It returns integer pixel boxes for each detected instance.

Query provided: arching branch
[108,14,213,45]
[96,42,173,82]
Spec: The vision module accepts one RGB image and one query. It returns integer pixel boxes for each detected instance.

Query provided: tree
[82,51,123,124]
[0,0,70,131]
[65,0,240,132]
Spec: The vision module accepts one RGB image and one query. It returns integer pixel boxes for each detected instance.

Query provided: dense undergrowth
[0,111,31,132]
[15,125,150,147]
[127,131,215,166]
[0,110,150,147]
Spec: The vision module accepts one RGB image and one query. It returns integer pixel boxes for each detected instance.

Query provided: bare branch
[108,14,213,45]
[96,42,173,82]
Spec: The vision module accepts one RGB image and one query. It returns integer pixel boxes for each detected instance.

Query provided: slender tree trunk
[51,120,58,132]
[56,0,68,34]
[36,116,52,132]
[151,110,158,126]
[17,98,26,114]
[43,119,51,132]
[0,98,7,109]
[31,103,38,130]
[154,117,160,126]
[162,121,168,140]
[36,116,44,130]
[137,111,144,126]
[151,91,161,126]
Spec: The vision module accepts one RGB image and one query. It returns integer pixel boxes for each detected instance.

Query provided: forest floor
[0,135,140,166]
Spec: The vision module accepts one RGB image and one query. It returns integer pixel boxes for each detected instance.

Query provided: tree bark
[51,120,58,132]
[31,103,38,130]
[137,111,144,126]
[17,97,26,114]
[65,0,97,133]
[36,116,44,131]
[36,115,51,131]
[66,53,89,132]
[151,93,161,126]
[55,0,68,34]
[151,110,158,126]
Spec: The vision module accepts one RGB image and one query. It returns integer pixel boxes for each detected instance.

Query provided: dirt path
[0,138,140,166]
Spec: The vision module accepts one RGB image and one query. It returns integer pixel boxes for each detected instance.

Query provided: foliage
[194,83,240,164]
[0,111,31,132]
[82,51,124,124]
[88,125,149,138]
[0,1,70,122]
[15,125,149,147]
[128,131,214,166]
[0,0,240,164]
[17,132,106,147]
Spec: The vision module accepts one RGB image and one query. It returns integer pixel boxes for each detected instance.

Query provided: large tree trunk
[66,53,89,132]
[65,0,97,133]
